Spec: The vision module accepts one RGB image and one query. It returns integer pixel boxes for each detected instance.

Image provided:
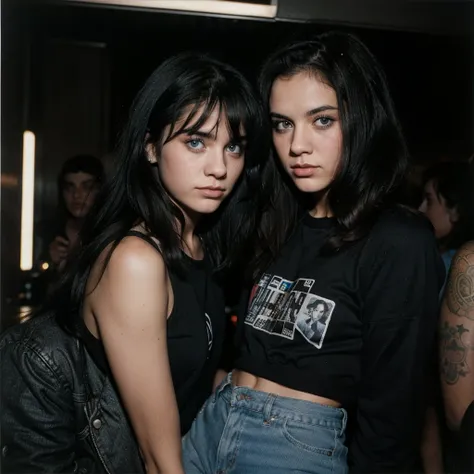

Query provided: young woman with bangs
[1,52,265,474]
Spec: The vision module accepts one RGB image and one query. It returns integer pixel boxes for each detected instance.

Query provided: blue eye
[186,138,204,150]
[272,120,293,132]
[226,143,243,155]
[314,116,334,128]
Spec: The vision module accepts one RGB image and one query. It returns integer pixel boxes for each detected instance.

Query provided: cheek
[85,190,98,205]
[63,192,73,205]
[324,135,342,168]
[273,136,289,161]
[227,159,245,185]
[429,205,453,237]
[158,156,190,191]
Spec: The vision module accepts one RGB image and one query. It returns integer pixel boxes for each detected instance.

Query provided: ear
[145,140,158,164]
[448,206,460,224]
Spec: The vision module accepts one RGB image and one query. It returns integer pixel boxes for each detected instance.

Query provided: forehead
[176,103,245,138]
[270,72,337,113]
[63,172,96,185]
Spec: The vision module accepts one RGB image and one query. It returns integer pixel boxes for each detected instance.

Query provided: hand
[49,236,69,266]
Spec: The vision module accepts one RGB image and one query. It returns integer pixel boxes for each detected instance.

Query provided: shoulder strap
[125,230,162,254]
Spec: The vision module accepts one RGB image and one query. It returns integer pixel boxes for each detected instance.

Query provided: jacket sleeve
[348,218,444,473]
[1,341,76,473]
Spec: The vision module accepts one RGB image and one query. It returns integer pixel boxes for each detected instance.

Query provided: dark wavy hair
[58,154,105,188]
[422,161,474,250]
[42,52,267,335]
[251,31,408,278]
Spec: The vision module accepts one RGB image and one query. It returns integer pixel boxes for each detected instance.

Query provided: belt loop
[340,408,348,434]
[262,393,277,426]
[213,372,231,403]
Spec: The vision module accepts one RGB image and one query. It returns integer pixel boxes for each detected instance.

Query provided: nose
[72,188,81,200]
[204,149,227,179]
[72,188,86,201]
[419,199,427,213]
[289,125,313,157]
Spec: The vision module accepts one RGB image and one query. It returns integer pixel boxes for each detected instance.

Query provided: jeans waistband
[215,372,347,434]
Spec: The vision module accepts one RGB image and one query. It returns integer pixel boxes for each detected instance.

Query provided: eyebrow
[270,105,338,120]
[184,129,247,143]
[64,178,96,185]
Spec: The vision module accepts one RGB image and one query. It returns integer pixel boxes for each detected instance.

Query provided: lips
[197,187,226,198]
[290,164,318,178]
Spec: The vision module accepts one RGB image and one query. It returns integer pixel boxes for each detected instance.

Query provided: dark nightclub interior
[2,1,473,322]
[1,1,474,473]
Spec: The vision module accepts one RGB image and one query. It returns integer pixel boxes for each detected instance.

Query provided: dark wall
[277,0,472,36]
[1,2,29,307]
[32,40,110,222]
[25,3,471,159]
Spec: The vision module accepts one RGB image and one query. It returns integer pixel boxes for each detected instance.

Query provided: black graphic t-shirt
[235,208,445,473]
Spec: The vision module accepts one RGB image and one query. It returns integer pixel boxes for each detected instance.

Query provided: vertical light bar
[20,131,36,271]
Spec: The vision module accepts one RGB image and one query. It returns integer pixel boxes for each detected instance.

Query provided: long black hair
[43,52,267,334]
[251,31,408,278]
[422,161,474,250]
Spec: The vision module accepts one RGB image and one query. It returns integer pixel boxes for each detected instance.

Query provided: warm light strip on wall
[20,131,36,271]
[62,0,277,19]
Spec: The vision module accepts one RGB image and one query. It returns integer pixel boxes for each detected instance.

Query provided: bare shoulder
[453,241,474,264]
[445,241,474,320]
[88,235,167,294]
[107,235,166,277]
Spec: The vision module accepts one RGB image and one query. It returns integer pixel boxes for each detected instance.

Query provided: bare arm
[89,237,183,474]
[440,241,474,430]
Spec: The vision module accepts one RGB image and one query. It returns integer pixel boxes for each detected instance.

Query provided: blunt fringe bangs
[42,52,266,335]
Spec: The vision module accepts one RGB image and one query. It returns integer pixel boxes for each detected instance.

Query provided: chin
[69,211,87,219]
[190,200,224,215]
[292,179,330,194]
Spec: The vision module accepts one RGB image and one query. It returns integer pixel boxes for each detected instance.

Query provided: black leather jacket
[1,313,145,473]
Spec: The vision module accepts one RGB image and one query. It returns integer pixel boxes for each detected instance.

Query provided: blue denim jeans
[182,373,348,474]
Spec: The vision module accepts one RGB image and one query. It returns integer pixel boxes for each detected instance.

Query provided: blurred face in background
[62,172,100,219]
[419,179,458,240]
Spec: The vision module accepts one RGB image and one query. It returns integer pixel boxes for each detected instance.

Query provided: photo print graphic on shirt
[295,294,335,348]
[245,273,336,348]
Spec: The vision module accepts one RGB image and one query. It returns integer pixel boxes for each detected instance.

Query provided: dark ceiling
[5,0,474,161]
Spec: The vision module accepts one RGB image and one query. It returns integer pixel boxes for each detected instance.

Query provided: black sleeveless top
[79,231,226,434]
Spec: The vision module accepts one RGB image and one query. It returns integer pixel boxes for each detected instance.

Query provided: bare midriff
[232,369,342,407]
